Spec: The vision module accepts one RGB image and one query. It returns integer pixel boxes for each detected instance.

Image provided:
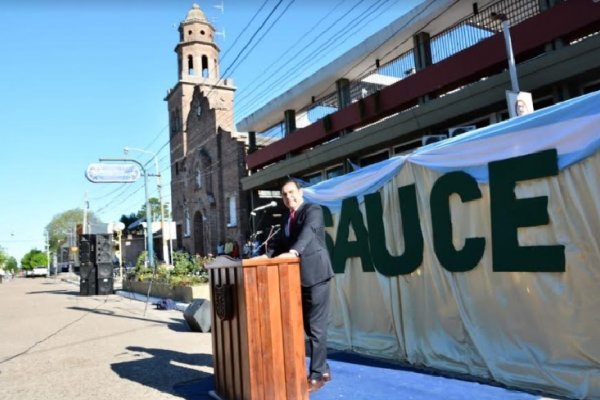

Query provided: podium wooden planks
[206,256,308,400]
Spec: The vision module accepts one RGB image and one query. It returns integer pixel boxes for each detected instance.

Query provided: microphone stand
[249,210,268,244]
[260,224,281,252]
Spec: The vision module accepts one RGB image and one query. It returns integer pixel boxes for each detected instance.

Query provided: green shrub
[129,250,212,286]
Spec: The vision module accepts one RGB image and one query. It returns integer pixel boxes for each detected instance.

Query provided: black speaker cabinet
[80,277,97,296]
[96,263,113,279]
[95,234,113,264]
[97,277,113,295]
[79,263,96,281]
[79,235,92,264]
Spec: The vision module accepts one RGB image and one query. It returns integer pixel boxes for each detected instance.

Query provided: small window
[202,55,209,78]
[184,208,191,237]
[188,55,194,76]
[227,196,237,227]
[302,172,322,186]
[200,30,205,35]
[326,165,344,179]
[359,151,389,167]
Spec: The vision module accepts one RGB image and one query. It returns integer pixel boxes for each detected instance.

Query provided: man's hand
[275,251,299,258]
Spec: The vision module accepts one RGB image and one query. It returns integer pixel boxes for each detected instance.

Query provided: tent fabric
[301,90,600,399]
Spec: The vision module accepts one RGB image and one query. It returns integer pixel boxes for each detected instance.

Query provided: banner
[303,90,600,399]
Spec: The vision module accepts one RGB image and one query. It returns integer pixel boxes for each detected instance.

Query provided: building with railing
[238,0,600,196]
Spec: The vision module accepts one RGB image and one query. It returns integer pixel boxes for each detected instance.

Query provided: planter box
[123,279,210,303]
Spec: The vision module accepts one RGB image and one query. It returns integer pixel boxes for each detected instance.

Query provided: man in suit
[266,179,335,392]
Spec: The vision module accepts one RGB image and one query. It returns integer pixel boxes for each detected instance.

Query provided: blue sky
[0,0,422,262]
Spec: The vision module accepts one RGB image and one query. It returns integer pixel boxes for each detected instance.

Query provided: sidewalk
[0,276,213,400]
[0,276,564,400]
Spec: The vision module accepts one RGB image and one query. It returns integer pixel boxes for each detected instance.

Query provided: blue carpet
[174,351,551,400]
[310,351,545,400]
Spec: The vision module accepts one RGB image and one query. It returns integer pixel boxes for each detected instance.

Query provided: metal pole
[124,147,168,265]
[501,19,519,93]
[142,168,155,268]
[154,157,169,265]
[45,230,50,277]
[83,193,88,235]
[117,230,123,280]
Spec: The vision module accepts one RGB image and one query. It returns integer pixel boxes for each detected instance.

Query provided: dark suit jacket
[267,202,334,287]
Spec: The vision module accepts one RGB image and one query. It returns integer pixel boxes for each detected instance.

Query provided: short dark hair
[280,178,302,190]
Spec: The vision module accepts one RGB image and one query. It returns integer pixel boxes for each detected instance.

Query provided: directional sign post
[88,159,154,276]
[85,163,141,183]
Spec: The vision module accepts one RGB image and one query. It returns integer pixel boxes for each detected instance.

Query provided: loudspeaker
[80,263,96,281]
[97,277,113,295]
[80,277,97,296]
[97,263,113,279]
[183,299,212,332]
[79,235,91,263]
[95,234,113,264]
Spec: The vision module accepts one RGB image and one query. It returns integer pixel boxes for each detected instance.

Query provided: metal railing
[255,0,547,142]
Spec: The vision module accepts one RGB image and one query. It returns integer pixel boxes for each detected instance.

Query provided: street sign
[85,163,141,183]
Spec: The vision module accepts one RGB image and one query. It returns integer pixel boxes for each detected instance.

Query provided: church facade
[165,4,249,256]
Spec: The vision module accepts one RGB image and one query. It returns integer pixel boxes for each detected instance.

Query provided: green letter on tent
[489,149,565,272]
[430,171,485,272]
[365,185,423,276]
[333,196,374,273]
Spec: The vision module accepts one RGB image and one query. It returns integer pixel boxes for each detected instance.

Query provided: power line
[235,0,392,117]
[219,0,272,64]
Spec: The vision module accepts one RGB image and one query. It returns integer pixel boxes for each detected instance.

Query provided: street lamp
[124,147,170,265]
[99,157,155,268]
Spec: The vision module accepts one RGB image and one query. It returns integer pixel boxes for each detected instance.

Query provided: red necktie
[287,209,295,236]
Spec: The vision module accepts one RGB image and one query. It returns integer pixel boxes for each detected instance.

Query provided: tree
[21,249,48,270]
[5,257,18,273]
[0,245,7,267]
[119,212,141,236]
[137,197,171,222]
[45,208,102,254]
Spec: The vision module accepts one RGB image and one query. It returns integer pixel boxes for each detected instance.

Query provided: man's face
[281,182,303,210]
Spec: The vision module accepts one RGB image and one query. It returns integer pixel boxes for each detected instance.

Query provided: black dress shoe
[307,377,325,392]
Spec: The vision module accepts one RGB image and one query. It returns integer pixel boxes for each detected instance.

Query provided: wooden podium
[206,256,308,400]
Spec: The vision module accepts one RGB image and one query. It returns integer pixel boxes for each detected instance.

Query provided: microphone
[250,201,277,215]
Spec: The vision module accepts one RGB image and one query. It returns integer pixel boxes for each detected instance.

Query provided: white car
[27,266,48,277]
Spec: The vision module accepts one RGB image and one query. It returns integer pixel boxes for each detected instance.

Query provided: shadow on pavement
[111,346,214,400]
[27,289,80,296]
[67,306,193,332]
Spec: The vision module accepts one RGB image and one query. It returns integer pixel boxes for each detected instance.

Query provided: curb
[115,290,190,312]
[61,275,190,312]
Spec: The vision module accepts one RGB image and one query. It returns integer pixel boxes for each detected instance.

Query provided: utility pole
[124,147,169,265]
[45,230,51,277]
[83,192,88,234]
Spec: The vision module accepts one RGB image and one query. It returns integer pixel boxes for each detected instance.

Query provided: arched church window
[202,55,209,78]
[184,208,191,237]
[188,55,194,75]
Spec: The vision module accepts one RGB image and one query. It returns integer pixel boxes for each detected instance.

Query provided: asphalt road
[0,276,213,400]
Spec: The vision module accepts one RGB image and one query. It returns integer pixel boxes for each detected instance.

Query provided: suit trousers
[302,278,331,380]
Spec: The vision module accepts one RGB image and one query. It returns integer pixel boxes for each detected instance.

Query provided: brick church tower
[166,3,249,257]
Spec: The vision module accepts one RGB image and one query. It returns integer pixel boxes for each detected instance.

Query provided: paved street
[0,276,213,400]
